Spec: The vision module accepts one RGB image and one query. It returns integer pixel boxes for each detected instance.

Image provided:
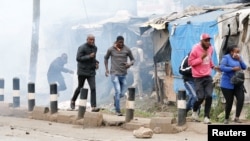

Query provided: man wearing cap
[188,33,218,124]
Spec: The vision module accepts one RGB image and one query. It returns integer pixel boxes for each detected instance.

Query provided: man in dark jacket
[179,53,199,115]
[47,53,74,92]
[70,34,100,112]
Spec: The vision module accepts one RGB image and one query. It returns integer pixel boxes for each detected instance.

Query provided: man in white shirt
[130,40,144,99]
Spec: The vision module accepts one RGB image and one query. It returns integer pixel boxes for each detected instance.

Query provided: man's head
[86,34,95,46]
[200,33,211,50]
[116,36,124,48]
[61,53,68,63]
[136,40,143,47]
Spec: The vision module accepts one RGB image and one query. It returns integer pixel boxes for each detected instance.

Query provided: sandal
[234,118,242,123]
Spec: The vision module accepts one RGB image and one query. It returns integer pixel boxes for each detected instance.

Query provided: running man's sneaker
[91,107,100,112]
[191,111,200,122]
[116,112,123,116]
[203,117,211,124]
[125,92,128,99]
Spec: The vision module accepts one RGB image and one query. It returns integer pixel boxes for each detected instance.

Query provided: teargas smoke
[0,0,246,109]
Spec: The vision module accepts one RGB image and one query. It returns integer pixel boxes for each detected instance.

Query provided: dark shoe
[70,101,75,110]
[116,112,123,116]
[234,118,242,123]
[91,107,100,112]
[224,119,229,124]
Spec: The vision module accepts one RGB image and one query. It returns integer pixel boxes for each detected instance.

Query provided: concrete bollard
[28,82,35,111]
[0,78,4,101]
[125,87,135,122]
[78,88,88,119]
[13,77,20,107]
[177,89,186,126]
[50,83,58,114]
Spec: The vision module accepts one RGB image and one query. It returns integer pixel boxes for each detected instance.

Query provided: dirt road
[0,116,207,141]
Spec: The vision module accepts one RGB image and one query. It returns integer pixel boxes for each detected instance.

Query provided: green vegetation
[245,104,250,120]
[133,109,155,118]
[210,84,226,123]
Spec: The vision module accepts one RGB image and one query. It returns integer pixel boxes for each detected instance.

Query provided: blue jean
[111,74,127,113]
[184,80,197,112]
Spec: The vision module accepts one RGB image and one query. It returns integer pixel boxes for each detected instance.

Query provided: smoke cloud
[0,0,248,107]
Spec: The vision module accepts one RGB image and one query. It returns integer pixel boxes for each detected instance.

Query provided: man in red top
[188,33,218,124]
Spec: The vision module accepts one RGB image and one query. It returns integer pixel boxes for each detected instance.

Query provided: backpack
[230,70,245,85]
[179,54,192,76]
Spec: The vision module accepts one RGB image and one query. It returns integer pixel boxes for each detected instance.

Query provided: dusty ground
[0,116,208,141]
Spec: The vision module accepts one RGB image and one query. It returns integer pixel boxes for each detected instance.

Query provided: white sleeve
[138,48,144,62]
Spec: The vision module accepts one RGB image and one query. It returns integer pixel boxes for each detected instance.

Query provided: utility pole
[29,0,40,82]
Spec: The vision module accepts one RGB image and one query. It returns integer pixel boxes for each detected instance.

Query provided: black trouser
[221,85,245,119]
[71,75,96,107]
[193,76,213,118]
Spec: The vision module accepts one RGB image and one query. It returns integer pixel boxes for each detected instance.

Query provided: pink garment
[188,43,214,78]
